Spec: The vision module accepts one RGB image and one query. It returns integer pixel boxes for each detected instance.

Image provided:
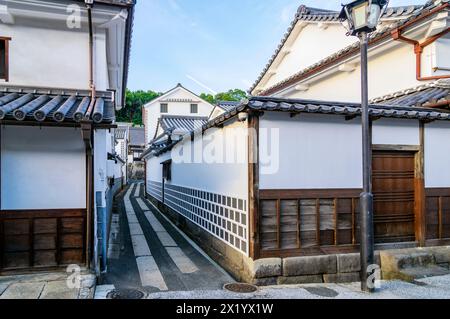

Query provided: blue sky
[127,0,423,94]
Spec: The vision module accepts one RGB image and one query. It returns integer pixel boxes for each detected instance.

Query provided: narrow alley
[98,182,234,297]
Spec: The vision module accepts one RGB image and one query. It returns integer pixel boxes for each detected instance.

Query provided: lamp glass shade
[351,2,369,30]
[367,3,382,28]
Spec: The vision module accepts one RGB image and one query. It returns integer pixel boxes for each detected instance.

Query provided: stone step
[380,249,436,273]
[380,247,450,282]
[382,265,450,282]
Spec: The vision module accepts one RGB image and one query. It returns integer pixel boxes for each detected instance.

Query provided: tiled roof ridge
[249,1,435,94]
[371,79,450,103]
[160,114,209,120]
[253,0,449,96]
[143,95,450,159]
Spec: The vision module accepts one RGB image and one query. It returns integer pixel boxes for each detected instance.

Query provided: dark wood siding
[0,209,86,273]
[425,188,450,244]
[259,189,361,258]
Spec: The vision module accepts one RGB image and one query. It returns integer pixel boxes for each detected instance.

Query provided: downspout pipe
[83,0,96,272]
[85,2,96,120]
[392,27,450,81]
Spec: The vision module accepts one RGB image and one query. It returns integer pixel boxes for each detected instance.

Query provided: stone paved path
[0,272,96,299]
[98,182,234,298]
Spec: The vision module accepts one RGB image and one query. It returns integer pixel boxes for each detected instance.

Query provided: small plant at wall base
[117,89,162,125]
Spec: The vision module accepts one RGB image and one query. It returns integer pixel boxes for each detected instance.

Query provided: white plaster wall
[147,120,249,199]
[281,44,422,102]
[0,23,90,89]
[0,16,113,93]
[265,23,355,89]
[425,121,450,188]
[1,126,86,210]
[144,87,215,143]
[259,112,363,189]
[372,119,420,146]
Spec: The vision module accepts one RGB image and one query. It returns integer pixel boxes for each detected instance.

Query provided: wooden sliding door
[372,151,416,243]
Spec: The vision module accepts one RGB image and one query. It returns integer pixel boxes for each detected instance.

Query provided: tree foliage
[119,88,247,125]
[117,89,161,125]
[200,89,247,105]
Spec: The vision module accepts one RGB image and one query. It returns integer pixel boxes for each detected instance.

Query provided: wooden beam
[373,144,420,152]
[276,199,281,250]
[334,198,338,246]
[438,196,443,240]
[260,189,361,199]
[414,121,426,246]
[248,111,260,259]
[316,199,321,246]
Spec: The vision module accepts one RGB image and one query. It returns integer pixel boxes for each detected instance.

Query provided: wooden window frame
[161,160,172,181]
[190,103,198,114]
[160,103,168,114]
[0,37,11,82]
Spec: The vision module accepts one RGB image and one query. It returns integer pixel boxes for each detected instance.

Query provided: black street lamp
[339,0,389,293]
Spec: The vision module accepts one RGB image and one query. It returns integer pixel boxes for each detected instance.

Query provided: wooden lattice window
[0,37,10,81]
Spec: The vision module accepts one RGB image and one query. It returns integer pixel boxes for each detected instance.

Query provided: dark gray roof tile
[0,87,115,124]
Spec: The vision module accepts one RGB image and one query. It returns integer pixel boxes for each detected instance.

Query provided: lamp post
[339,0,389,293]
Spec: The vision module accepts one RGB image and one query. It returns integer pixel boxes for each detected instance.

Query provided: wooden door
[372,151,416,243]
[0,210,86,273]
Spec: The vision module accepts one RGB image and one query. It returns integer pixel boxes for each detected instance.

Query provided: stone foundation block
[283,255,337,276]
[323,272,361,284]
[429,247,450,264]
[337,252,381,273]
[277,275,323,285]
[248,258,282,279]
[252,277,278,287]
[337,254,360,273]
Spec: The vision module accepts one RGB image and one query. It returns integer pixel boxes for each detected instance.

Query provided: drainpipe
[84,0,96,272]
[85,1,96,119]
[391,27,450,81]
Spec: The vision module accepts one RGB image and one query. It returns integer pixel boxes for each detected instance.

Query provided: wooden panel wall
[0,209,86,272]
[425,189,450,244]
[259,189,361,258]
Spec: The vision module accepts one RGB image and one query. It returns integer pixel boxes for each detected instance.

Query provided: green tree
[200,93,216,104]
[200,89,247,105]
[118,89,161,125]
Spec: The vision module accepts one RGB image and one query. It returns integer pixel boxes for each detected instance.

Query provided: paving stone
[80,274,97,289]
[283,255,337,276]
[323,272,361,284]
[0,282,45,299]
[0,283,9,296]
[94,285,115,299]
[277,275,323,285]
[40,281,79,299]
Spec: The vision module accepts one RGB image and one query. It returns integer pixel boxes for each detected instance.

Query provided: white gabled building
[143,83,215,145]
[0,0,135,274]
[143,1,450,284]
[250,1,450,101]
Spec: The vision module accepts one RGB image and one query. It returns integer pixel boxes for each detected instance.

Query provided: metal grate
[107,289,146,300]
